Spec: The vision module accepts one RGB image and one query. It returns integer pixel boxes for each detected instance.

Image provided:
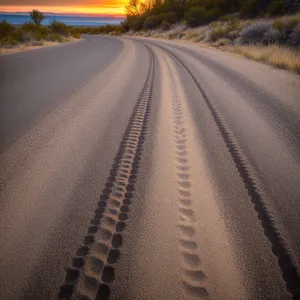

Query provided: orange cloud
[0,4,127,16]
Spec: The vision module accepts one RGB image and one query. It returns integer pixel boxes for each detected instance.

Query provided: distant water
[0,13,124,26]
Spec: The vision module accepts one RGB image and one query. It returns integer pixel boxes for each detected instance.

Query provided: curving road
[0,36,300,300]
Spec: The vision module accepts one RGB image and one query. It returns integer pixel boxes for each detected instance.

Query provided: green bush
[48,20,69,36]
[272,20,286,30]
[70,31,81,39]
[210,21,221,28]
[185,7,220,27]
[240,0,258,17]
[167,30,181,39]
[143,15,160,30]
[219,15,232,22]
[69,27,80,37]
[21,31,35,42]
[0,36,18,47]
[209,22,241,42]
[286,18,298,30]
[215,38,232,46]
[13,29,35,42]
[0,20,15,39]
[160,21,171,31]
[210,27,228,41]
[228,19,241,31]
[46,33,63,42]
[11,28,23,42]
[22,21,36,32]
[83,24,124,35]
[267,0,285,16]
[183,28,204,41]
[11,25,51,43]
[34,26,51,40]
[158,12,177,24]
[38,26,51,36]
[128,16,145,31]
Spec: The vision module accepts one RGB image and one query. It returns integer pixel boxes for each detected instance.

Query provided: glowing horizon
[0,4,127,16]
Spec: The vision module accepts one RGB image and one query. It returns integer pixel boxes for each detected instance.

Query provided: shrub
[228,29,240,40]
[158,12,177,24]
[71,31,81,39]
[69,27,81,38]
[240,0,259,18]
[46,33,63,42]
[31,26,51,40]
[0,36,18,47]
[31,40,44,46]
[285,18,298,30]
[240,22,271,44]
[215,38,232,46]
[210,27,225,41]
[160,21,171,31]
[272,18,298,33]
[13,29,35,43]
[183,28,204,41]
[219,15,234,22]
[185,7,220,27]
[22,21,36,32]
[20,31,35,43]
[34,32,43,41]
[210,27,228,41]
[30,9,44,27]
[286,24,300,46]
[209,23,240,42]
[272,20,286,30]
[143,15,160,30]
[210,21,221,28]
[0,20,15,39]
[128,16,144,31]
[37,26,51,36]
[167,30,181,39]
[265,28,284,43]
[228,19,241,31]
[48,20,69,36]
[267,0,285,15]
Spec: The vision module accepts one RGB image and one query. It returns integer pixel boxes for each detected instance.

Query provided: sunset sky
[0,1,128,16]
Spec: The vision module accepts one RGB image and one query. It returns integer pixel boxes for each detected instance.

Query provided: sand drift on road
[0,36,300,300]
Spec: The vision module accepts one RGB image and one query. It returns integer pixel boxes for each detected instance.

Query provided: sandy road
[0,36,300,300]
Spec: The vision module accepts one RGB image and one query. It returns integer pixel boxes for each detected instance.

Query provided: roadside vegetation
[2,2,300,72]
[125,0,300,73]
[78,0,300,73]
[134,13,300,73]
[0,9,81,51]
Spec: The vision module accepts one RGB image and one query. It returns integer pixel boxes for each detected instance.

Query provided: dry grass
[0,37,78,55]
[226,44,300,73]
[127,14,300,74]
[0,41,57,55]
[182,27,205,42]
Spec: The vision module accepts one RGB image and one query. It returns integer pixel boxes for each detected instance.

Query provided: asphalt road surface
[1,36,300,300]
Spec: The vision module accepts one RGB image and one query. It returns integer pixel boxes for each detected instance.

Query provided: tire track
[170,84,208,299]
[58,45,154,300]
[143,40,300,299]
[156,46,209,298]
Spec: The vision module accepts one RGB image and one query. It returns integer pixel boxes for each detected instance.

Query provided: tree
[0,20,15,39]
[30,9,44,27]
[126,0,141,16]
[143,15,160,29]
